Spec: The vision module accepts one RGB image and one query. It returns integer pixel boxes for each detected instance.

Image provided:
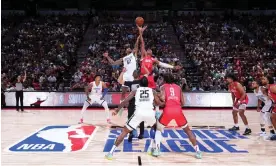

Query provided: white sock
[234,124,239,127]
[81,101,90,119]
[155,106,160,112]
[194,145,200,152]
[102,101,110,119]
[245,125,249,129]
[149,139,155,149]
[109,145,117,154]
[155,130,162,149]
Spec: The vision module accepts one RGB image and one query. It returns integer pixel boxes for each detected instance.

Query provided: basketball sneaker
[147,147,154,155]
[259,131,266,136]
[243,128,252,135]
[105,153,113,160]
[138,134,144,139]
[152,148,161,157]
[78,118,83,124]
[270,134,276,140]
[195,151,202,159]
[228,126,239,131]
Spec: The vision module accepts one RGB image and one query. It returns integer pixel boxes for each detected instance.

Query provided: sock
[245,125,249,129]
[234,124,239,127]
[261,128,265,132]
[194,145,200,152]
[155,130,162,149]
[155,105,160,112]
[149,139,155,149]
[270,129,275,134]
[109,145,117,154]
[102,101,110,119]
[80,101,90,119]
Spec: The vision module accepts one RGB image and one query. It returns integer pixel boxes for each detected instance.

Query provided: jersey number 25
[140,90,149,98]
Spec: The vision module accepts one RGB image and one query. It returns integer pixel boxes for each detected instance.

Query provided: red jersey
[229,81,248,104]
[140,56,155,75]
[163,83,182,108]
[268,84,276,103]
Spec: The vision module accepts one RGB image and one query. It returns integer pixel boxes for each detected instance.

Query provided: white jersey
[135,87,154,111]
[254,86,272,105]
[90,81,103,96]
[123,53,136,74]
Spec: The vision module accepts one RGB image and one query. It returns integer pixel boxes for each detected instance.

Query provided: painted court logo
[104,128,249,153]
[7,125,97,152]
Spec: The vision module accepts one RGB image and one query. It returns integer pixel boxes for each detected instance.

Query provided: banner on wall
[4,92,258,107]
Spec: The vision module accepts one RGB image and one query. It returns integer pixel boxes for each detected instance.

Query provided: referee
[118,69,144,142]
[15,71,26,112]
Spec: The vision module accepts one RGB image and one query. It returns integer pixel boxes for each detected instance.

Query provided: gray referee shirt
[15,81,23,91]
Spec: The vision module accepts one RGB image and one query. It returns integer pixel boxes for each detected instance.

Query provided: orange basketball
[135,17,144,27]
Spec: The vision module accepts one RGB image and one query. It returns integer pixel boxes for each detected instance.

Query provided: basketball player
[117,66,150,142]
[105,76,164,160]
[261,75,276,140]
[252,80,275,136]
[226,73,251,135]
[103,34,142,111]
[79,74,110,124]
[151,73,202,159]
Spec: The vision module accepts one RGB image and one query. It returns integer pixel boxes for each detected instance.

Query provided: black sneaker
[243,128,252,135]
[138,134,144,139]
[229,126,240,131]
[128,133,133,143]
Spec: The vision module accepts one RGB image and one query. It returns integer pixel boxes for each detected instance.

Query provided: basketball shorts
[233,97,248,111]
[140,75,156,89]
[122,72,134,87]
[126,110,155,131]
[87,95,105,105]
[158,107,188,128]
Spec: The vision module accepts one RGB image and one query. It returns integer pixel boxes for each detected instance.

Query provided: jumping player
[261,75,276,140]
[103,34,142,112]
[105,76,164,160]
[79,74,110,124]
[151,73,202,159]
[226,73,251,135]
[252,80,275,136]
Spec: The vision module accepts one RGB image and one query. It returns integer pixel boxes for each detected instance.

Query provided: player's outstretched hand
[103,52,108,57]
[142,25,147,32]
[112,110,118,116]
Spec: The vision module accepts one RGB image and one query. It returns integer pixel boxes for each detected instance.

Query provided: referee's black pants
[15,91,24,111]
[128,101,144,136]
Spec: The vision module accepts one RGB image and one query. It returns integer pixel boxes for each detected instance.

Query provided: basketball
[135,17,144,27]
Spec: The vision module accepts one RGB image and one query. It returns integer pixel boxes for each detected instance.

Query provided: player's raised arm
[114,90,136,115]
[133,35,141,57]
[154,59,182,70]
[103,52,123,65]
[137,25,147,58]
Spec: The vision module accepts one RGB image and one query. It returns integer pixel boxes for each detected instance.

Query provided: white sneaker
[259,132,266,136]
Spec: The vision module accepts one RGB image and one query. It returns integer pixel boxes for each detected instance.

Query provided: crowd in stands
[174,13,276,92]
[1,14,89,91]
[1,12,276,92]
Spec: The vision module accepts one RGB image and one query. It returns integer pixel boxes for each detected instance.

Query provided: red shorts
[159,107,188,128]
[272,105,276,113]
[140,75,156,89]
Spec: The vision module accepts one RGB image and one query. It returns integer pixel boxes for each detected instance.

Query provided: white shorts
[123,72,134,82]
[87,95,105,105]
[126,110,156,131]
[233,104,247,111]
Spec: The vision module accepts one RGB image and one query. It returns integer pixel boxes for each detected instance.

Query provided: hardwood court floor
[1,109,276,166]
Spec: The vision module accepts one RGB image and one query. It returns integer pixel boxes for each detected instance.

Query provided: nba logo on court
[7,125,97,152]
